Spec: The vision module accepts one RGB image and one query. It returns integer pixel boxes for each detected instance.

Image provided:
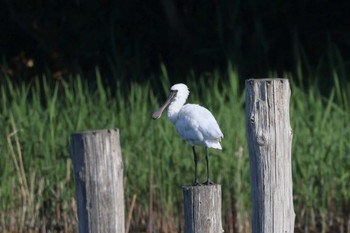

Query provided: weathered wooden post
[183,185,223,233]
[70,128,125,233]
[245,79,295,233]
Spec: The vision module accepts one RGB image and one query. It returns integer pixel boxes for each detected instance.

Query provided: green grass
[0,66,349,232]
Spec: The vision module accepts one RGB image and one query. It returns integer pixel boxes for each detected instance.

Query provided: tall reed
[0,67,349,232]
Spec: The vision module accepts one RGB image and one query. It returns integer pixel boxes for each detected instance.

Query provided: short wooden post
[69,129,125,233]
[183,185,223,233]
[245,79,295,233]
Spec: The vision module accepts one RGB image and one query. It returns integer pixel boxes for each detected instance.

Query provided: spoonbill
[152,83,223,185]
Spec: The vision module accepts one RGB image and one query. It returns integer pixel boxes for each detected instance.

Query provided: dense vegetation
[1,1,349,232]
[0,64,349,232]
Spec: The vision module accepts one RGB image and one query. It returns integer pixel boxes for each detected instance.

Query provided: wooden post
[183,185,223,233]
[245,79,295,233]
[69,128,125,233]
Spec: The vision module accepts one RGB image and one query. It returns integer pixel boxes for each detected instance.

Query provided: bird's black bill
[151,90,177,119]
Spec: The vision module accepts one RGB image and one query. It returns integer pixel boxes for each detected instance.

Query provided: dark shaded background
[1,0,350,84]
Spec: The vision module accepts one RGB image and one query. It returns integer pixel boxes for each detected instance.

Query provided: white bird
[152,83,223,185]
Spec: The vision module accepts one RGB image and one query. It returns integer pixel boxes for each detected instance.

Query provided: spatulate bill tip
[151,111,162,119]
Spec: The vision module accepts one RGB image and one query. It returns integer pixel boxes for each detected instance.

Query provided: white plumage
[173,104,223,149]
[152,83,223,185]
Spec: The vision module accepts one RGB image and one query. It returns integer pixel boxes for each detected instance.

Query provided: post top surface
[245,78,289,83]
[182,184,221,190]
[71,128,120,136]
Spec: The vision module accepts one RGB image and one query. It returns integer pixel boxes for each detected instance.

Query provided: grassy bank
[0,67,349,232]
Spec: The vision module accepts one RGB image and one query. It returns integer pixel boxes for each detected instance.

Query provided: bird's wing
[177,104,223,142]
[175,109,203,143]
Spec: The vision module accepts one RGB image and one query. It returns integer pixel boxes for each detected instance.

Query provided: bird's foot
[203,179,215,185]
[192,180,202,186]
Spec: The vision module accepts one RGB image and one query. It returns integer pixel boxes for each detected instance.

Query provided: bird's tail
[206,141,222,150]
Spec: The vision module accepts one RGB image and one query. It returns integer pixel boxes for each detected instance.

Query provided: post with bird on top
[152,83,224,233]
[69,128,125,233]
[245,79,295,233]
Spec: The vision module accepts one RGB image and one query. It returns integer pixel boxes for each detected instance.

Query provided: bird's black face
[151,89,178,119]
[169,90,178,100]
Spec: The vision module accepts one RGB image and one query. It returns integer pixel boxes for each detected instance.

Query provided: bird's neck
[167,99,186,124]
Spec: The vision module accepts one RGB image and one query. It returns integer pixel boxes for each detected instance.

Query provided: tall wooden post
[70,129,125,233]
[183,185,223,233]
[245,79,295,233]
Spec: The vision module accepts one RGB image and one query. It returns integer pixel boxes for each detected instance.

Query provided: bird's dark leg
[204,147,215,185]
[192,146,201,186]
